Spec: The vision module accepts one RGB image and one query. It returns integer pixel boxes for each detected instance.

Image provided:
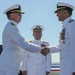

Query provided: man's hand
[22,71,27,75]
[40,44,50,56]
[46,72,50,75]
[41,47,50,56]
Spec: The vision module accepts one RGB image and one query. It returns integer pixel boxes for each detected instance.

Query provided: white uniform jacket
[0,20,41,73]
[50,17,75,75]
[22,39,51,75]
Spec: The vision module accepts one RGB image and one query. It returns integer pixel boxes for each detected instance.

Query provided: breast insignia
[11,22,15,26]
[69,19,74,23]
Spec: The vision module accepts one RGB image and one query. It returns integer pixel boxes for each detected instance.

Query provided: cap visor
[54,10,57,13]
[20,11,25,14]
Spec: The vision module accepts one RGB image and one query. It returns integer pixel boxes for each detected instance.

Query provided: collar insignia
[11,22,15,26]
[69,19,74,23]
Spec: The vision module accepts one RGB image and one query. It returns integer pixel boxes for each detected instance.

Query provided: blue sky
[0,0,75,63]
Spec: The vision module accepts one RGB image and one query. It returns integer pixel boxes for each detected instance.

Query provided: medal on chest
[60,28,66,44]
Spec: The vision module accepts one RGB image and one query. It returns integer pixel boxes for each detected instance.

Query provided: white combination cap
[4,4,24,14]
[31,25,44,31]
[54,2,75,13]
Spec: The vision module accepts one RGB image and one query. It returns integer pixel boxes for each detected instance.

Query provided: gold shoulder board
[42,40,49,44]
[28,40,32,42]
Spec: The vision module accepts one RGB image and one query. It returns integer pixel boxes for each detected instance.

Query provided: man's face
[10,13,22,23]
[56,10,66,21]
[33,30,42,40]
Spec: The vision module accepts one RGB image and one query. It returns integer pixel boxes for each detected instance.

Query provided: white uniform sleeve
[8,25,41,52]
[48,45,61,53]
[68,22,75,72]
[22,51,29,71]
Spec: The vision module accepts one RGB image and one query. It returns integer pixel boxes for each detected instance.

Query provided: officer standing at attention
[49,2,75,75]
[22,25,51,75]
[0,4,50,75]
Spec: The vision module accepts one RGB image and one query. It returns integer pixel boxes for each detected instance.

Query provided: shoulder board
[68,19,74,23]
[42,40,49,44]
[11,22,15,26]
[28,40,32,42]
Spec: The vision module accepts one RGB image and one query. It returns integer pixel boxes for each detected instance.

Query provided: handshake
[40,44,50,56]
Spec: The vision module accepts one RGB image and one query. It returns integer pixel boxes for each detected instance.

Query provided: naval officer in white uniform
[0,4,50,75]
[22,25,51,75]
[49,2,75,75]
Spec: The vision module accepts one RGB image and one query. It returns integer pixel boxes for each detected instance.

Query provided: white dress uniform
[0,20,41,74]
[0,4,42,75]
[50,17,75,75]
[50,2,75,75]
[22,39,51,75]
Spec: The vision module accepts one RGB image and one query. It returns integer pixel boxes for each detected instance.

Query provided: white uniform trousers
[0,70,18,75]
[60,60,72,75]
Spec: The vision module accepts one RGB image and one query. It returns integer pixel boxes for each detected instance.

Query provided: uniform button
[37,64,39,65]
[38,58,39,60]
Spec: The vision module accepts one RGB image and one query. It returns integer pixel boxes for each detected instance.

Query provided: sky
[0,0,75,64]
